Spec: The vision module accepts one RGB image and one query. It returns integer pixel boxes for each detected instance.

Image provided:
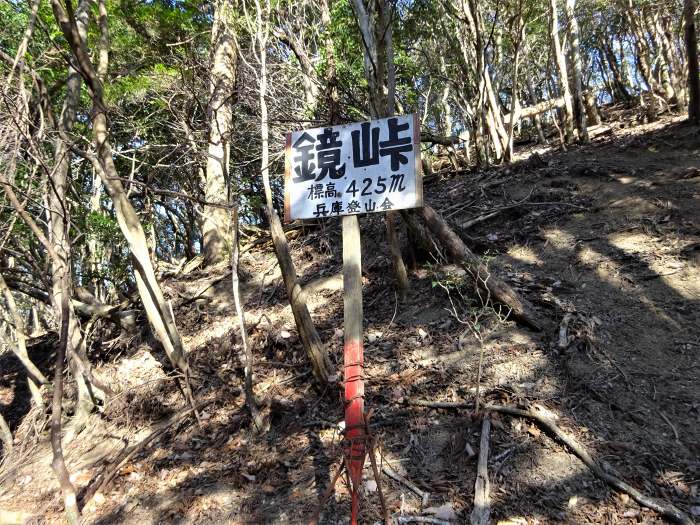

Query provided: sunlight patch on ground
[607,231,652,254]
[543,228,576,250]
[491,352,548,387]
[182,315,234,349]
[608,232,699,299]
[575,245,624,284]
[507,246,542,266]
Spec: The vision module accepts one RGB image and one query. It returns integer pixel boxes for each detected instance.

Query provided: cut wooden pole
[342,214,366,525]
[470,415,491,525]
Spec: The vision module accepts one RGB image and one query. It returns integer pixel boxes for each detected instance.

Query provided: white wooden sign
[284,114,422,222]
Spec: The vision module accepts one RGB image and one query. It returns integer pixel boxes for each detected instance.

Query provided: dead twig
[396,516,451,525]
[407,399,694,525]
[381,460,430,507]
[460,210,501,230]
[558,313,573,349]
[658,411,680,443]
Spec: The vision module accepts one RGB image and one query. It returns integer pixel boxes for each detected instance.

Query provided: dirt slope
[0,113,698,524]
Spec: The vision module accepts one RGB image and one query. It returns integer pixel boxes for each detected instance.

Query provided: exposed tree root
[408,399,693,525]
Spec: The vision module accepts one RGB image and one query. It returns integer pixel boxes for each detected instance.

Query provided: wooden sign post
[285,114,421,523]
[342,213,365,521]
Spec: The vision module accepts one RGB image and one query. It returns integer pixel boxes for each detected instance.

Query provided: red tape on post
[343,338,365,524]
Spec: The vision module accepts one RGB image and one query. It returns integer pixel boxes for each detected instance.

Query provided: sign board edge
[283,132,292,223]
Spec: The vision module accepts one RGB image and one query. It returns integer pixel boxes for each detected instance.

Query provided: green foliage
[105,63,179,104]
[327,0,369,119]
[0,3,29,52]
[85,212,121,244]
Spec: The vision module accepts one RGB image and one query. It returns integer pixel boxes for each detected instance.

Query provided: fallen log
[504,96,566,121]
[416,206,543,330]
[73,288,137,331]
[420,132,463,146]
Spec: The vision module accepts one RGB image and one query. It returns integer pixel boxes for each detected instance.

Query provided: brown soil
[1,112,698,524]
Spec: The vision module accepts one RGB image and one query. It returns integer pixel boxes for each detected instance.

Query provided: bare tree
[685,0,700,123]
[566,0,589,142]
[247,0,334,386]
[203,0,237,265]
[550,0,575,143]
[350,0,409,295]
[49,0,103,426]
[49,0,196,405]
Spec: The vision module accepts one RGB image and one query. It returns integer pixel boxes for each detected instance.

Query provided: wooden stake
[342,214,365,525]
[470,415,491,525]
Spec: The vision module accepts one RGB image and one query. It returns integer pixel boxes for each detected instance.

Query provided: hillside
[1,111,698,524]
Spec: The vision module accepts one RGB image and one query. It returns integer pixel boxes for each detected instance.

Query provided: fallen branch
[396,516,451,525]
[470,415,491,525]
[77,400,213,511]
[407,399,693,525]
[420,132,463,146]
[658,411,680,444]
[381,461,430,507]
[558,313,573,349]
[460,210,501,230]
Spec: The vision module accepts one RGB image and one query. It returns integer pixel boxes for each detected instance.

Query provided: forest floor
[1,109,699,524]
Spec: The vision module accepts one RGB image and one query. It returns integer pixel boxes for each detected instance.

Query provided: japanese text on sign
[284,114,422,221]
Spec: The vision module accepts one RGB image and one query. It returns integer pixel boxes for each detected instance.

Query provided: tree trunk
[566,0,589,142]
[50,0,194,389]
[86,167,105,300]
[203,0,236,265]
[268,210,334,383]
[526,76,547,144]
[276,26,319,114]
[351,0,409,294]
[416,206,543,331]
[383,10,410,296]
[665,14,687,104]
[440,57,453,138]
[506,11,526,162]
[258,1,333,385]
[652,10,682,104]
[602,39,631,102]
[584,91,602,125]
[0,273,47,412]
[685,0,700,123]
[321,0,339,125]
[550,0,575,143]
[51,272,80,525]
[230,204,266,430]
[48,0,102,425]
[625,2,660,99]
